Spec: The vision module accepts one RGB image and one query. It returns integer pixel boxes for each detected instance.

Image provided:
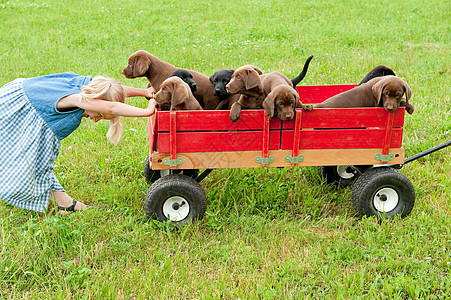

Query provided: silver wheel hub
[163,196,190,221]
[337,165,354,179]
[160,170,171,177]
[373,187,399,212]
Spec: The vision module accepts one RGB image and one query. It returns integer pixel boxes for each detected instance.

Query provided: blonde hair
[81,76,125,145]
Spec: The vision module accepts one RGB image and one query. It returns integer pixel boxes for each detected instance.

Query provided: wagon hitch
[387,140,451,169]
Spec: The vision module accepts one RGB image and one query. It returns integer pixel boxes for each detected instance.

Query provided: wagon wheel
[351,167,415,219]
[318,165,370,188]
[145,174,207,226]
[144,155,199,184]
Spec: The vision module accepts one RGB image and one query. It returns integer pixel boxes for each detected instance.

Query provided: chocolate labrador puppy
[226,66,312,121]
[261,72,313,121]
[154,77,203,111]
[225,65,266,122]
[210,55,314,110]
[315,76,414,114]
[122,50,220,110]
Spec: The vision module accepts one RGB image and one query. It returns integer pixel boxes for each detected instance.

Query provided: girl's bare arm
[76,96,157,117]
[122,85,156,98]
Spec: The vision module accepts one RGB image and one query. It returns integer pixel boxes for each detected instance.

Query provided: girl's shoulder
[56,93,83,111]
[24,72,92,89]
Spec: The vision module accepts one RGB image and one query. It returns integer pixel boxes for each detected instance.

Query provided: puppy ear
[371,79,386,106]
[262,92,275,119]
[249,65,263,75]
[400,79,413,114]
[294,92,302,108]
[400,79,412,102]
[133,53,152,77]
[245,69,262,90]
[171,83,190,108]
[400,98,415,114]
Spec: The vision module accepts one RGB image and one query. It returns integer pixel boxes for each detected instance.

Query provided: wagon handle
[387,140,451,169]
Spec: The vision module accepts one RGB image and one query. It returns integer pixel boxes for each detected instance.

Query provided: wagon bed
[147,84,406,170]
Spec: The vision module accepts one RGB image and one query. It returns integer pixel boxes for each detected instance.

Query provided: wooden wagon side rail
[147,85,406,170]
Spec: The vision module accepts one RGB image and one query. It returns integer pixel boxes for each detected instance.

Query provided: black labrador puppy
[209,55,314,109]
[209,69,235,100]
[358,65,396,85]
[171,69,198,93]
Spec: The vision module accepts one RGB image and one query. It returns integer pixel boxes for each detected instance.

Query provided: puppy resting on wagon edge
[315,75,414,114]
[0,72,156,215]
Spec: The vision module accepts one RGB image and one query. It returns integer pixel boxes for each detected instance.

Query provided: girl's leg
[52,190,88,213]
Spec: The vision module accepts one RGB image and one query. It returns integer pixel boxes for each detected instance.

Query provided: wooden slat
[147,112,158,153]
[296,85,356,104]
[151,148,405,170]
[261,113,270,165]
[156,131,281,153]
[382,111,395,156]
[292,110,302,165]
[169,111,177,169]
[283,107,405,129]
[281,128,403,149]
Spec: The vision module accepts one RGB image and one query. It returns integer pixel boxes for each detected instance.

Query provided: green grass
[1,0,450,298]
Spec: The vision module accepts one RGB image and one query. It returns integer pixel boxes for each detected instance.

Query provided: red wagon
[144,84,415,225]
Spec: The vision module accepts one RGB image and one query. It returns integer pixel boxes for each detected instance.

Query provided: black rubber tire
[351,167,415,219]
[144,155,161,183]
[144,155,199,184]
[145,174,207,226]
[318,165,365,188]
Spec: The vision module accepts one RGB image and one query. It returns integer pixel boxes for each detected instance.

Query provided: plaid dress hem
[0,79,64,212]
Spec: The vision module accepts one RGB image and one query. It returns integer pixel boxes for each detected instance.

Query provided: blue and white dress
[0,72,92,212]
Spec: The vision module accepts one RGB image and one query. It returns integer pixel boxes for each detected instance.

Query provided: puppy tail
[291,55,313,88]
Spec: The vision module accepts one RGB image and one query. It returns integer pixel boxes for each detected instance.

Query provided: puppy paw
[229,103,242,122]
[264,109,274,119]
[302,104,313,111]
[406,103,414,114]
[229,113,240,122]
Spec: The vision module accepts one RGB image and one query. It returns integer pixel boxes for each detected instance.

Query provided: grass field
[0,0,450,298]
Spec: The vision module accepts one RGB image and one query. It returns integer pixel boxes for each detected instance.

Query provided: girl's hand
[147,99,157,114]
[146,86,156,99]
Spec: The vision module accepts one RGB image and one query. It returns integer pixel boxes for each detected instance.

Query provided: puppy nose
[385,104,395,111]
[282,113,294,121]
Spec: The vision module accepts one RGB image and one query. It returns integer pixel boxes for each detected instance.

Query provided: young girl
[0,72,156,214]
